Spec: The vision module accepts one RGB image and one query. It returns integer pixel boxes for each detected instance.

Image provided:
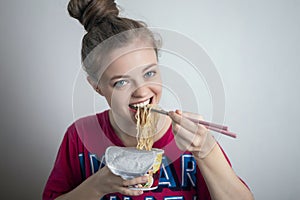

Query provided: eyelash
[113,80,128,88]
[144,71,156,78]
[113,70,157,88]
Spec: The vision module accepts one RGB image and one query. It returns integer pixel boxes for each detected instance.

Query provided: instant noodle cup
[105,146,164,190]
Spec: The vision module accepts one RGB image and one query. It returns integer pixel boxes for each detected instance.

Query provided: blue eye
[144,71,156,78]
[113,80,128,88]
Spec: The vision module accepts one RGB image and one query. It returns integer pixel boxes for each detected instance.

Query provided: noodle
[135,104,158,151]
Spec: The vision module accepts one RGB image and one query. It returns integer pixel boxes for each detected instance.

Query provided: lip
[128,97,153,112]
[129,97,153,105]
[129,106,137,113]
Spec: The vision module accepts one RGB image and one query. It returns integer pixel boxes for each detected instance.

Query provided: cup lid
[105,146,157,179]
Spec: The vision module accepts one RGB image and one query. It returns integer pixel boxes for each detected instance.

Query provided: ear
[87,76,104,96]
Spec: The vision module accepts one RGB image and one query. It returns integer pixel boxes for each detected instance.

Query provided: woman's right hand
[88,166,148,197]
[55,166,148,200]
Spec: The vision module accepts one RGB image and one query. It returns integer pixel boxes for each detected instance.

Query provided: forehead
[104,44,157,76]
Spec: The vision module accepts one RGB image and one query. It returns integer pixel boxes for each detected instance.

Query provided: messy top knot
[68,0,119,32]
[67,0,161,80]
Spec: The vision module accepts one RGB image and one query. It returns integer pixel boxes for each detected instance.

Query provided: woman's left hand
[168,110,216,159]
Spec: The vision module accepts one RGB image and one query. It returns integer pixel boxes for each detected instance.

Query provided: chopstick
[151,108,237,138]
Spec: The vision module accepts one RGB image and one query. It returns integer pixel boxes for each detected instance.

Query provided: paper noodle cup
[105,146,164,191]
[147,148,164,190]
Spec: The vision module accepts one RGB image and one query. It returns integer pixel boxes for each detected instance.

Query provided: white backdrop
[0,0,299,199]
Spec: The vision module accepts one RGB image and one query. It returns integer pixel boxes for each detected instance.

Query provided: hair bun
[68,0,119,31]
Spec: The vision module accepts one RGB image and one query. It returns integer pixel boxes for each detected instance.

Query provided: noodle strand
[135,104,158,151]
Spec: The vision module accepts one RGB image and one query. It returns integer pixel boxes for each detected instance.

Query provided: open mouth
[129,97,153,110]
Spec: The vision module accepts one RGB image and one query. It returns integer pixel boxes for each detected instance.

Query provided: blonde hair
[67,0,161,81]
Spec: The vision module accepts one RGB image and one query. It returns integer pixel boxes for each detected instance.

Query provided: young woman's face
[98,43,162,133]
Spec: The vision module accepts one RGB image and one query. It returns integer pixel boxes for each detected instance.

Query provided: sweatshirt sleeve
[42,125,83,200]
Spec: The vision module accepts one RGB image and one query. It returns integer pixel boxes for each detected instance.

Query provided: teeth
[131,99,150,108]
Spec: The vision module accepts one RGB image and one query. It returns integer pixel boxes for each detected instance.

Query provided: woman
[43,0,254,199]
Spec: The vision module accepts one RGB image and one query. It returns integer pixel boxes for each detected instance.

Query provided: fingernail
[169,111,174,115]
[142,176,148,182]
[175,110,182,114]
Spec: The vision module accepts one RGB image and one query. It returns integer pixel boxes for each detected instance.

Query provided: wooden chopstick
[151,108,237,138]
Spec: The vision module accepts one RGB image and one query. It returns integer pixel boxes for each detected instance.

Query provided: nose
[132,84,150,98]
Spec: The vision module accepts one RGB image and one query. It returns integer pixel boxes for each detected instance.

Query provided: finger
[169,111,196,131]
[174,110,204,120]
[169,111,205,134]
[101,167,126,187]
[122,176,148,187]
[118,187,144,196]
[173,123,208,150]
[169,110,183,124]
[181,111,203,121]
[173,129,193,151]
[174,131,201,152]
[173,123,201,145]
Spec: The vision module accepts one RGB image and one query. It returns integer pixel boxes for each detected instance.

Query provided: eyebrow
[142,63,157,73]
[110,63,157,81]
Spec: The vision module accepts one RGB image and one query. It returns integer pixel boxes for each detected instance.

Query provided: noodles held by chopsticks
[135,105,158,151]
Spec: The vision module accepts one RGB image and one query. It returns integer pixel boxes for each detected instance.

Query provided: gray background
[0,0,299,199]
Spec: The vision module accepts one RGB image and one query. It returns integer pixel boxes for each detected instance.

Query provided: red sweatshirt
[43,110,232,200]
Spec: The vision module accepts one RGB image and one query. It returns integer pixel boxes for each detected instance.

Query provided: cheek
[152,76,162,93]
[155,85,162,94]
[155,78,163,94]
[153,84,163,101]
[110,98,123,109]
[100,88,113,106]
[109,90,131,108]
